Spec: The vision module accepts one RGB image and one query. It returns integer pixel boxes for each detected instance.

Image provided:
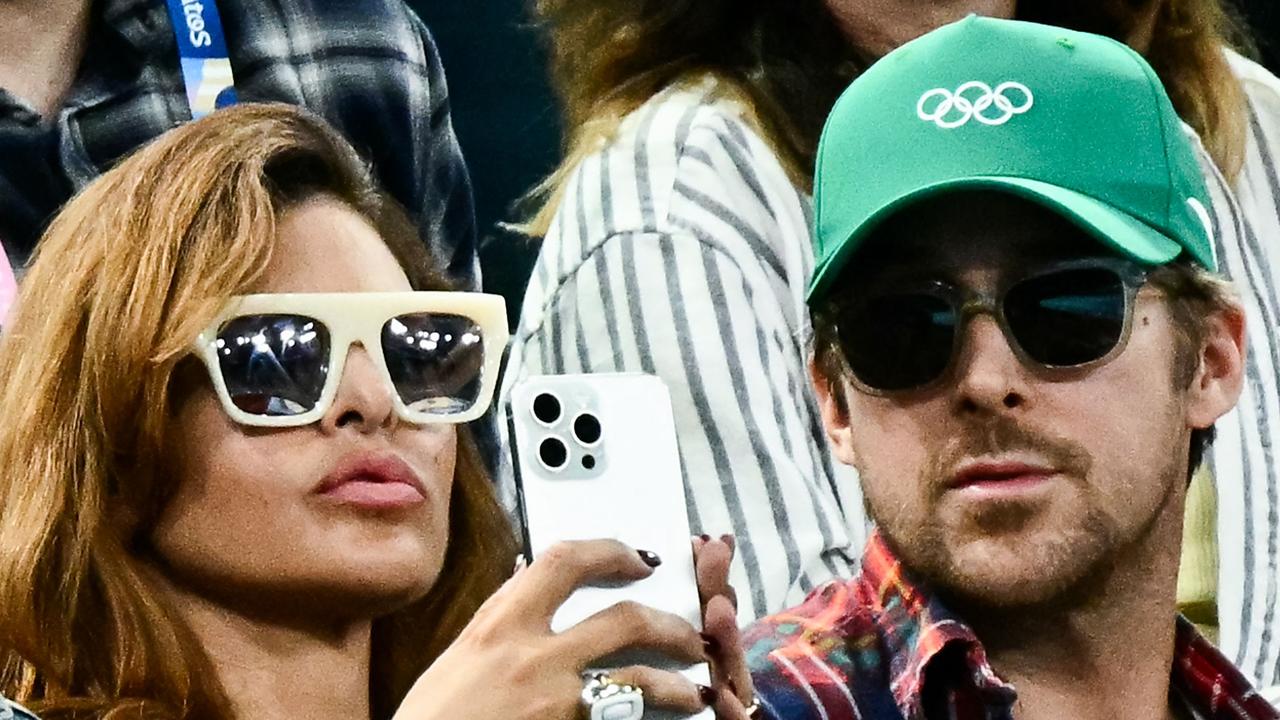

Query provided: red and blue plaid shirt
[744,531,1279,720]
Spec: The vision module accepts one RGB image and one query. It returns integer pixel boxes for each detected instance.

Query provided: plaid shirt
[744,531,1280,720]
[0,0,477,289]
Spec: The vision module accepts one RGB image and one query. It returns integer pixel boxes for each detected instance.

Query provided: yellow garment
[1177,463,1219,643]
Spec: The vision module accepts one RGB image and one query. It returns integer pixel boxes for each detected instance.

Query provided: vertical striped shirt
[1210,52,1280,690]
[498,79,867,621]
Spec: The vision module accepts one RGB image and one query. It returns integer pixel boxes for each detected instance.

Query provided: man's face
[821,193,1201,609]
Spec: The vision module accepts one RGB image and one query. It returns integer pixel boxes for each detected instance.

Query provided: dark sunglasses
[193,292,509,427]
[832,257,1154,394]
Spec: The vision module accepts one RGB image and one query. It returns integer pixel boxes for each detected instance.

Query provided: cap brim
[807,176,1182,302]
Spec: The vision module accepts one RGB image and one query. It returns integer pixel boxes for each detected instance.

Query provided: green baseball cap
[807,15,1216,303]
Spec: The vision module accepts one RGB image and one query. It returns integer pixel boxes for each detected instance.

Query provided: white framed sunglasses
[192,292,509,427]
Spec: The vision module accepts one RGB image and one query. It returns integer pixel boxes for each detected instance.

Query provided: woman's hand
[393,539,714,720]
[694,535,758,719]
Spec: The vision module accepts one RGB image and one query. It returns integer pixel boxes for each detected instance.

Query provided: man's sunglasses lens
[1005,266,1128,368]
[382,313,486,416]
[839,293,956,392]
[214,314,330,416]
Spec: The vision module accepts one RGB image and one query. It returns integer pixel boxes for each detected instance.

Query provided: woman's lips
[314,453,427,510]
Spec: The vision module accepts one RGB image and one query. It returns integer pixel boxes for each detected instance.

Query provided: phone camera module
[573,413,602,445]
[532,392,562,425]
[538,436,569,470]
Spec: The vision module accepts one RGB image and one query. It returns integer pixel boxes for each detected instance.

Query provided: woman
[0,103,752,719]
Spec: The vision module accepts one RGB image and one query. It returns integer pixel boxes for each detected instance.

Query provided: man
[744,16,1273,719]
[0,0,477,289]
[824,0,1280,681]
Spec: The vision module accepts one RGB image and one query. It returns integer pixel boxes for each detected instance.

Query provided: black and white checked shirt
[0,0,478,289]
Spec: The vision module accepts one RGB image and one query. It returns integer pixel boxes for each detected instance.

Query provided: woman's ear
[1185,302,1247,430]
[809,356,858,467]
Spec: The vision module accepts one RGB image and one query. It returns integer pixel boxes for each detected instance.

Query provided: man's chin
[923,530,1116,610]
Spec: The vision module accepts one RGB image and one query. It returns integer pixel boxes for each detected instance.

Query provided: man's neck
[164,583,375,720]
[0,0,94,117]
[960,485,1187,720]
[823,0,1016,61]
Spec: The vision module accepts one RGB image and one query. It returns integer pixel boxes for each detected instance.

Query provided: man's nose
[950,313,1029,415]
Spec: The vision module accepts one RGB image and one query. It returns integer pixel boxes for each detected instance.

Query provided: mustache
[922,415,1093,494]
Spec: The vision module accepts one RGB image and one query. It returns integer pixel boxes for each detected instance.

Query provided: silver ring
[580,671,644,720]
[744,698,763,718]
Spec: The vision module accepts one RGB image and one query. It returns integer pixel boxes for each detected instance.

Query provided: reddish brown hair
[0,104,515,719]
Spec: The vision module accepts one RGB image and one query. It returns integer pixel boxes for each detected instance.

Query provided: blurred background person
[0,0,478,290]
[0,103,751,720]
[501,0,881,622]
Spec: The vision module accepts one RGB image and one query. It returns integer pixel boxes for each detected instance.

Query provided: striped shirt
[743,532,1279,720]
[1210,52,1280,690]
[498,79,867,621]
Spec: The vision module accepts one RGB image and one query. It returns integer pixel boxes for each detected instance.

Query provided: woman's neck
[0,0,93,117]
[164,582,375,720]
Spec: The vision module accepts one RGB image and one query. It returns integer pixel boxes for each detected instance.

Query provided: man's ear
[1185,303,1247,430]
[809,356,858,466]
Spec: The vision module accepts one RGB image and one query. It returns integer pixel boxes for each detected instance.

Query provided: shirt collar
[858,531,1015,719]
[99,0,169,60]
[860,531,1277,720]
[1172,615,1278,718]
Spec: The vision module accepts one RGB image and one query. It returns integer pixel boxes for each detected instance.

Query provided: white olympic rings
[916,81,1035,129]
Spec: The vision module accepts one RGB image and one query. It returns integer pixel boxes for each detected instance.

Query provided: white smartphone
[508,373,713,720]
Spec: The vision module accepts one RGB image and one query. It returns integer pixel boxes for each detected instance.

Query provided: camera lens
[573,413,602,445]
[538,436,568,470]
[532,392,562,424]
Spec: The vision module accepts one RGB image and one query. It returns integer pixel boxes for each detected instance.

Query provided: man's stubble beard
[861,413,1185,614]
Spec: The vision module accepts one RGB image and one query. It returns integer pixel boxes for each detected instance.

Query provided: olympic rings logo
[917,81,1035,129]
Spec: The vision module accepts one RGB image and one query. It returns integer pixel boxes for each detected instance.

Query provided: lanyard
[162,0,238,119]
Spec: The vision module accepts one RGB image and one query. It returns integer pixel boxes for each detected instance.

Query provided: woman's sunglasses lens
[382,313,485,416]
[839,293,956,392]
[1005,267,1127,367]
[214,314,330,416]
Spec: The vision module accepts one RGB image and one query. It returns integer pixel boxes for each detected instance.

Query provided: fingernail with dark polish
[698,685,718,706]
[701,632,720,654]
[637,549,662,567]
[699,533,711,542]
[719,534,736,553]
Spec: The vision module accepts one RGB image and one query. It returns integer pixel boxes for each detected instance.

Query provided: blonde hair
[0,103,515,719]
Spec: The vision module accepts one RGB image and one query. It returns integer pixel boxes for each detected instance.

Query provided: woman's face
[151,196,457,621]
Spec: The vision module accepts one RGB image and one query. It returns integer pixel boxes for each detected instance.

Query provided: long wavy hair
[0,104,516,719]
[525,0,1255,237]
[522,0,861,235]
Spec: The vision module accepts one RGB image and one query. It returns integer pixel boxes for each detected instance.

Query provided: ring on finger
[580,671,644,720]
[743,697,763,718]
